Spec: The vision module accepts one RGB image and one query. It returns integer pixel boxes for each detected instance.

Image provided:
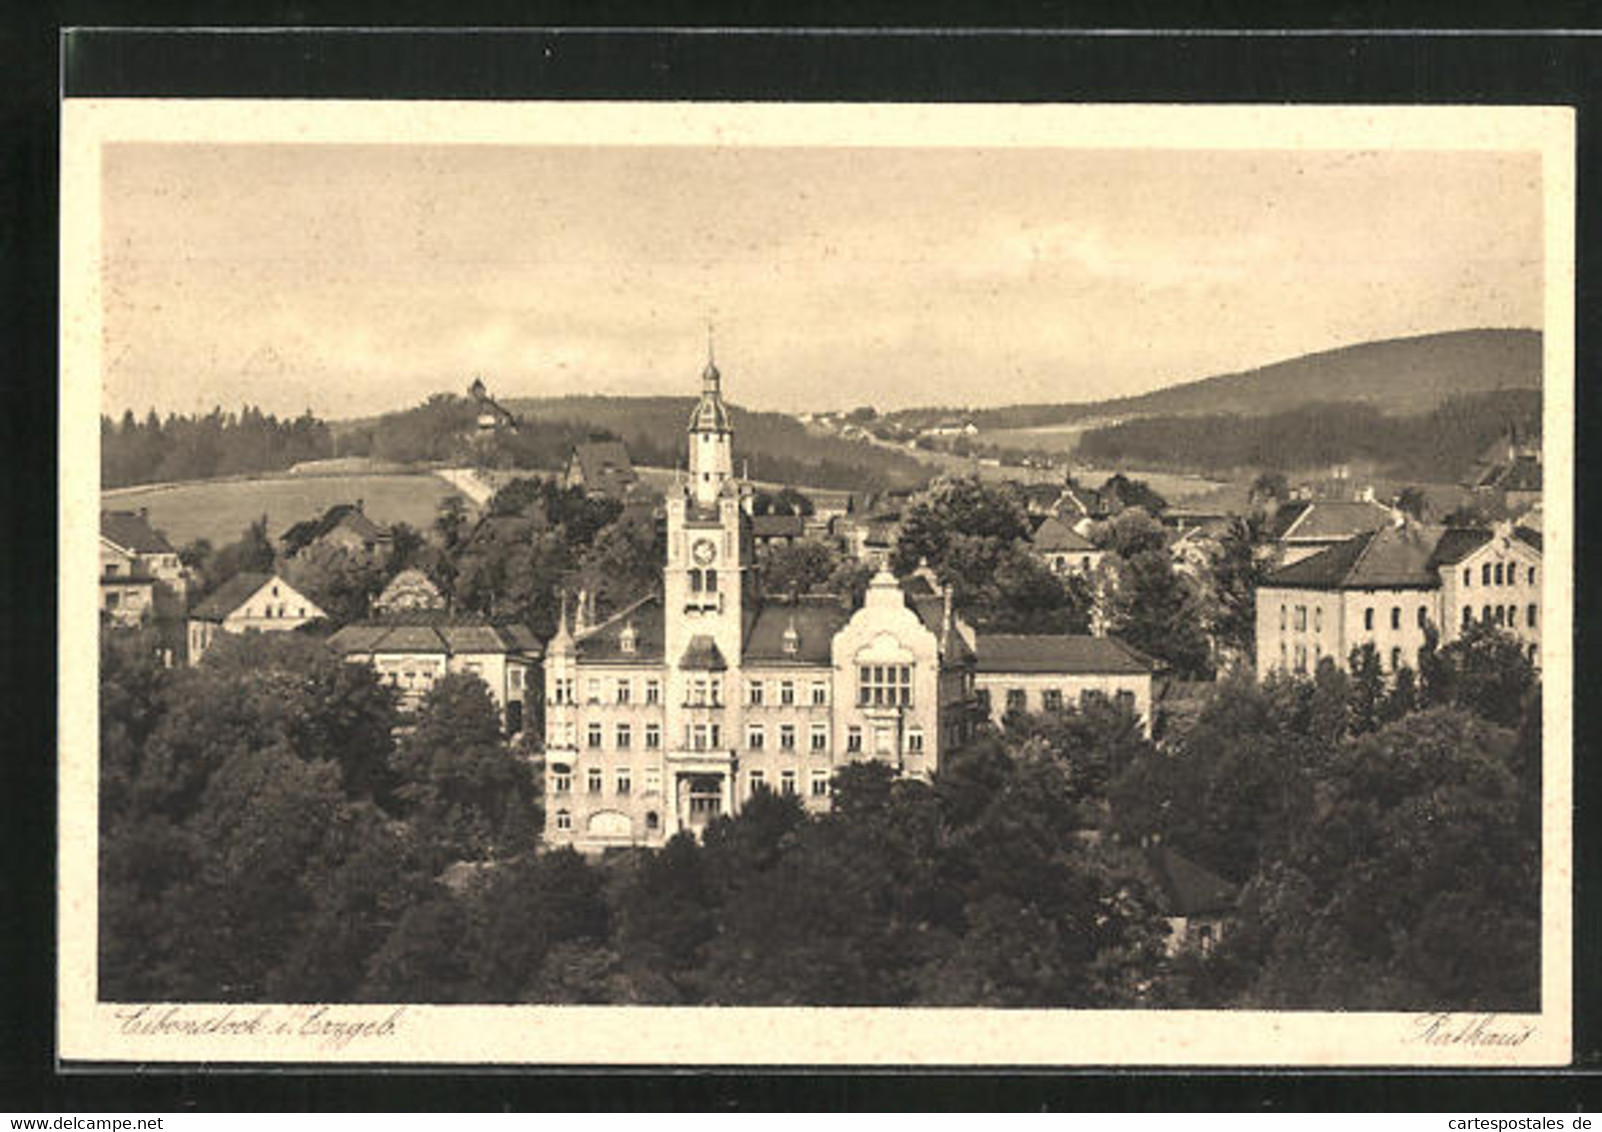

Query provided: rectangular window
[616,724,632,750]
[858,664,913,707]
[691,677,708,706]
[1364,607,1374,632]
[1043,688,1063,712]
[810,724,828,752]
[511,668,524,690]
[644,723,661,749]
[1294,644,1307,674]
[554,809,571,831]
[587,767,603,794]
[553,677,574,704]
[906,729,924,753]
[975,689,991,715]
[1314,607,1322,633]
[616,769,631,796]
[551,768,572,793]
[747,725,765,750]
[780,724,796,751]
[1418,606,1428,629]
[748,769,766,794]
[811,681,828,706]
[1006,688,1027,714]
[1529,567,1537,585]
[748,680,764,706]
[810,771,830,797]
[1528,603,1538,628]
[847,726,863,753]
[587,723,603,749]
[1295,606,1307,631]
[780,680,796,706]
[615,679,631,705]
[1483,563,1492,585]
[1115,689,1136,714]
[645,679,661,705]
[586,678,601,704]
[1391,607,1401,630]
[644,768,661,793]
[781,770,797,795]
[1464,567,1472,587]
[1279,604,1287,630]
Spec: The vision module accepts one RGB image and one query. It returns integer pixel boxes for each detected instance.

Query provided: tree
[1250,471,1289,505]
[1394,485,1429,521]
[576,508,663,617]
[758,538,844,598]
[390,673,540,867]
[284,541,384,625]
[434,494,470,551]
[1102,549,1212,679]
[1419,619,1539,728]
[1226,708,1538,1011]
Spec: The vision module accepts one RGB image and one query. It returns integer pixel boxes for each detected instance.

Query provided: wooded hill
[887,328,1542,432]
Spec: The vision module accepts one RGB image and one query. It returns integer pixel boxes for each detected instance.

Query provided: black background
[5,4,1601,1112]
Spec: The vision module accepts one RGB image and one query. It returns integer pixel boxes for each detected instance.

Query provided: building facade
[327,613,543,732]
[100,509,188,628]
[542,356,980,852]
[187,571,327,665]
[1255,521,1542,678]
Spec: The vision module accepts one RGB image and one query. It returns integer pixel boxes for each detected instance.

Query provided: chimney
[356,498,365,512]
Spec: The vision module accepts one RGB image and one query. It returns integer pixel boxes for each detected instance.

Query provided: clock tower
[661,344,747,832]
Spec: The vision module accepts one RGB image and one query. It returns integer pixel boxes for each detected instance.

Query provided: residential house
[1028,514,1103,576]
[100,509,187,628]
[373,567,447,615]
[565,438,639,501]
[1264,497,1398,566]
[972,633,1155,737]
[1147,847,1239,956]
[327,613,543,733]
[187,572,327,665]
[279,502,393,564]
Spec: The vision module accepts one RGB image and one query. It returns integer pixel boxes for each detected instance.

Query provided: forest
[101,407,335,488]
[1072,391,1541,481]
[98,618,1541,1010]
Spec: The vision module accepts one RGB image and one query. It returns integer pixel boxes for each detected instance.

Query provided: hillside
[898,328,1542,431]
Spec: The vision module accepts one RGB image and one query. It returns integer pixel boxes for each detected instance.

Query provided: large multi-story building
[1255,519,1542,678]
[540,354,1156,853]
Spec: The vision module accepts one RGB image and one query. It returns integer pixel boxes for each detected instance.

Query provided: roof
[374,567,446,609]
[909,594,975,665]
[326,612,544,658]
[1514,526,1542,553]
[974,633,1153,676]
[1480,455,1543,493]
[573,594,666,663]
[569,439,638,496]
[751,513,806,539]
[1275,499,1395,543]
[1426,527,1494,568]
[678,634,729,671]
[1264,523,1446,590]
[1149,847,1238,917]
[1031,515,1096,553]
[742,597,852,665]
[101,510,175,555]
[190,572,275,620]
[280,503,388,553]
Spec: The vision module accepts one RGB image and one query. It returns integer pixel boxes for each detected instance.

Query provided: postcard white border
[60,99,1575,1066]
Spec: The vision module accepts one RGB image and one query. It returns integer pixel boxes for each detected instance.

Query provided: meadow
[102,472,461,548]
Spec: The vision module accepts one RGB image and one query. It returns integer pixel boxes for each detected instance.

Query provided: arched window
[1494,563,1504,585]
[1527,603,1538,628]
[1390,607,1401,630]
[1417,606,1428,629]
[1494,605,1506,626]
[705,568,718,593]
[1482,604,1491,623]
[554,809,572,832]
[1529,566,1537,585]
[1364,607,1374,632]
[646,811,660,832]
[689,568,703,592]
[1483,563,1492,585]
[1390,647,1402,671]
[1462,605,1472,627]
[1463,567,1472,587]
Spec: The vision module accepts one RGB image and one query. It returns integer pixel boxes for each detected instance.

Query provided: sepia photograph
[57,100,1573,1066]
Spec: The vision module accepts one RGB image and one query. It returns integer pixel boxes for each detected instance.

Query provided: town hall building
[542,353,1154,853]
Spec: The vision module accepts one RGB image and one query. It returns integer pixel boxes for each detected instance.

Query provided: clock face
[692,538,717,566]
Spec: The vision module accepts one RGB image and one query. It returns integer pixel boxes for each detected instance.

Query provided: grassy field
[102,473,461,548]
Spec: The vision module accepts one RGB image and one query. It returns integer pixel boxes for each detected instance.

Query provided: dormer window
[620,623,637,655]
[782,620,800,655]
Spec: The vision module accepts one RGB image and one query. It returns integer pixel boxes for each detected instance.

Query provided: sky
[100,143,1543,419]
